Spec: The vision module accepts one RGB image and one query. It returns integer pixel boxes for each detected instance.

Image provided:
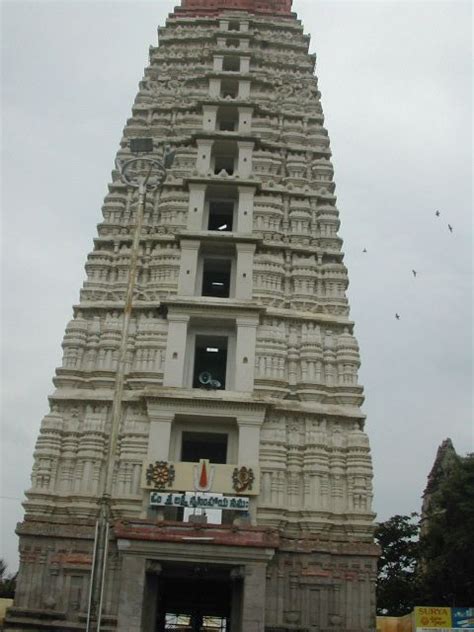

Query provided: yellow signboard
[415,607,452,629]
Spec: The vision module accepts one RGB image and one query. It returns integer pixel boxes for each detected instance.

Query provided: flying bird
[412,270,417,278]
[363,248,367,253]
[448,224,454,233]
[395,313,401,320]
[435,210,440,217]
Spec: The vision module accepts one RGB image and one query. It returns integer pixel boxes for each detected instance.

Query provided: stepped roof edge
[171,0,293,19]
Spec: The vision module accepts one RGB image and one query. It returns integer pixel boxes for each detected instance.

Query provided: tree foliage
[418,453,474,605]
[375,513,420,615]
[376,454,474,614]
[0,559,16,598]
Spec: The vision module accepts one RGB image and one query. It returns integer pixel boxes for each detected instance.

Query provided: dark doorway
[208,201,234,232]
[202,258,231,298]
[156,565,233,632]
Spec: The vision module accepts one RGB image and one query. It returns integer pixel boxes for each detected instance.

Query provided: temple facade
[6,1,378,630]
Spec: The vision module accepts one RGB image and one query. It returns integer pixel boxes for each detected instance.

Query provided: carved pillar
[178,239,200,296]
[162,313,190,387]
[241,563,267,632]
[142,561,162,632]
[116,555,147,632]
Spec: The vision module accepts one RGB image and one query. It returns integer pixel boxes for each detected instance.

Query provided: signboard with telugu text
[150,491,250,512]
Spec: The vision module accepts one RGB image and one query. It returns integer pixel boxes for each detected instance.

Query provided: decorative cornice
[171,0,293,19]
[114,518,279,549]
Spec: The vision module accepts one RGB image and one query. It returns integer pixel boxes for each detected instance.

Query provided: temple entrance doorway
[153,563,239,632]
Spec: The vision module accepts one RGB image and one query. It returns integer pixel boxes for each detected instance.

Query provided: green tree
[375,513,420,615]
[419,454,474,605]
[0,559,16,598]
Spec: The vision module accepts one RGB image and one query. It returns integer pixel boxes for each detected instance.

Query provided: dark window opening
[228,21,240,31]
[219,119,236,132]
[202,258,231,298]
[208,201,234,231]
[217,106,238,132]
[220,79,239,99]
[214,154,235,175]
[223,56,240,72]
[193,336,228,390]
[181,432,228,464]
[226,38,240,48]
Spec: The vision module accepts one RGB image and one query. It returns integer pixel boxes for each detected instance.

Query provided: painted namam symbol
[193,460,215,492]
[146,461,176,490]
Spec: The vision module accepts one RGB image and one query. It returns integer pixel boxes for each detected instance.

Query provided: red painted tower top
[172,0,293,18]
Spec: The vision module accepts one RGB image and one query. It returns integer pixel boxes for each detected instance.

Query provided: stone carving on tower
[6,1,378,631]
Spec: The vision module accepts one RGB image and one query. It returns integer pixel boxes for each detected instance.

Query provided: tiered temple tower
[7,1,378,630]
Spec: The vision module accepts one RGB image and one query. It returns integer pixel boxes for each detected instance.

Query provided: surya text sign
[415,607,474,631]
[150,491,250,512]
[415,608,452,629]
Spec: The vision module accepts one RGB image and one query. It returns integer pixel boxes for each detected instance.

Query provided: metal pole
[97,521,109,632]
[85,521,99,632]
[104,178,148,499]
[87,173,153,632]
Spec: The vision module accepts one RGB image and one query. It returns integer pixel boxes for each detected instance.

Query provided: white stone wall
[25,8,374,541]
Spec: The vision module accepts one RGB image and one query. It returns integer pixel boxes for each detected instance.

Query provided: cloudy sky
[1,0,472,572]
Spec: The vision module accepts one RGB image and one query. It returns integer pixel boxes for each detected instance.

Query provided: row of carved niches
[258,415,373,521]
[125,104,328,149]
[255,321,361,401]
[136,66,321,103]
[253,153,333,190]
[121,107,327,155]
[111,145,333,190]
[30,407,371,518]
[265,552,376,629]
[30,402,149,500]
[80,246,346,310]
[158,19,307,46]
[59,312,358,395]
[151,42,215,64]
[153,28,310,58]
[100,187,189,233]
[126,110,204,141]
[251,114,328,147]
[16,538,121,618]
[136,72,322,119]
[81,240,180,303]
[99,180,339,229]
[60,310,167,375]
[147,24,315,77]
[80,255,347,313]
[97,196,341,245]
[145,47,315,76]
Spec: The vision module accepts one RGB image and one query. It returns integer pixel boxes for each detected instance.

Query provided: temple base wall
[5,523,377,632]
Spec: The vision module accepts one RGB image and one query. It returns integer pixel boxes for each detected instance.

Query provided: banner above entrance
[150,491,250,512]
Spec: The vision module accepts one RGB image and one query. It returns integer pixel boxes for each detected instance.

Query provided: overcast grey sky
[1,0,472,572]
